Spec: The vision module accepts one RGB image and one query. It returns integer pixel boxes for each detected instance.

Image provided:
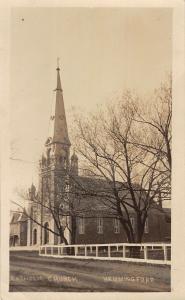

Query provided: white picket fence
[39,242,171,265]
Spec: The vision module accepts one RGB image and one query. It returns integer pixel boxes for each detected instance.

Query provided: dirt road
[9,251,170,292]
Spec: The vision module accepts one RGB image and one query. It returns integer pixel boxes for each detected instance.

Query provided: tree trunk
[120,219,134,244]
[128,214,143,258]
[71,216,76,244]
[68,217,76,255]
[59,227,68,245]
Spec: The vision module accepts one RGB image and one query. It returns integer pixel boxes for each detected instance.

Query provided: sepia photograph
[1,0,185,297]
[7,5,173,293]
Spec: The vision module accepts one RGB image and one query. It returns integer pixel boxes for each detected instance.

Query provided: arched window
[33,228,37,245]
[97,217,103,234]
[59,156,63,164]
[113,218,120,234]
[46,148,51,164]
[64,157,67,169]
[44,222,49,244]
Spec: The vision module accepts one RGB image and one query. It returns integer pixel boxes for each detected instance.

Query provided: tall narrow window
[113,218,120,234]
[44,222,49,244]
[144,218,149,233]
[130,217,135,233]
[78,217,85,234]
[97,217,103,234]
[33,228,37,245]
[64,157,67,169]
[46,148,51,165]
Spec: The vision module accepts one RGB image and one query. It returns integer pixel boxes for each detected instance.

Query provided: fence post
[85,246,87,257]
[58,246,60,255]
[96,246,98,257]
[108,245,110,257]
[163,245,167,261]
[74,246,77,256]
[123,245,126,258]
[51,246,53,256]
[45,246,46,255]
[144,245,148,260]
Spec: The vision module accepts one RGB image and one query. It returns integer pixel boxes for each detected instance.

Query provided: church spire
[46,60,71,147]
[56,57,62,91]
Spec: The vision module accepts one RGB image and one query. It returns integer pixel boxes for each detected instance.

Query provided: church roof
[69,175,163,217]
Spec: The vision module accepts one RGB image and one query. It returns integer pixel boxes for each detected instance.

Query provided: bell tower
[39,61,71,245]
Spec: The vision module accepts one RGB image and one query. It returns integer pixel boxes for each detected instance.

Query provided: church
[10,65,171,247]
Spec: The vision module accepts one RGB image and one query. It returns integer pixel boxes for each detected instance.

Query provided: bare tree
[132,77,172,173]
[132,77,172,205]
[72,79,171,244]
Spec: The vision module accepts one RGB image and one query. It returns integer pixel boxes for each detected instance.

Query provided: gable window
[144,218,149,233]
[78,217,85,234]
[97,217,103,234]
[113,218,120,234]
[130,217,135,233]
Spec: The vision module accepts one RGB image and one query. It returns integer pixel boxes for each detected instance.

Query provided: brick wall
[75,217,127,244]
[75,211,170,244]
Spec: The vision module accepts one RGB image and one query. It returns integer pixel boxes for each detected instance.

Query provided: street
[9,251,171,292]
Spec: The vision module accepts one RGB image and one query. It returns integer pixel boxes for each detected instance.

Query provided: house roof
[10,211,28,224]
[10,212,21,223]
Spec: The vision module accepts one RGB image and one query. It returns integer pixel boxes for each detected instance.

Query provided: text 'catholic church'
[10,65,171,247]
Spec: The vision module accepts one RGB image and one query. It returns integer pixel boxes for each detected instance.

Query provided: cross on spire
[56,58,62,90]
[57,57,60,70]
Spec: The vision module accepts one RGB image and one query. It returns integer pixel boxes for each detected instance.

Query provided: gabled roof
[10,212,21,223]
[10,211,28,224]
[69,175,162,217]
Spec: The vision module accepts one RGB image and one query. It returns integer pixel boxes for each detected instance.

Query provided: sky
[10,7,172,205]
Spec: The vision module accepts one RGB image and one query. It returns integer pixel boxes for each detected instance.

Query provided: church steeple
[38,61,72,245]
[40,60,71,172]
[46,60,70,147]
